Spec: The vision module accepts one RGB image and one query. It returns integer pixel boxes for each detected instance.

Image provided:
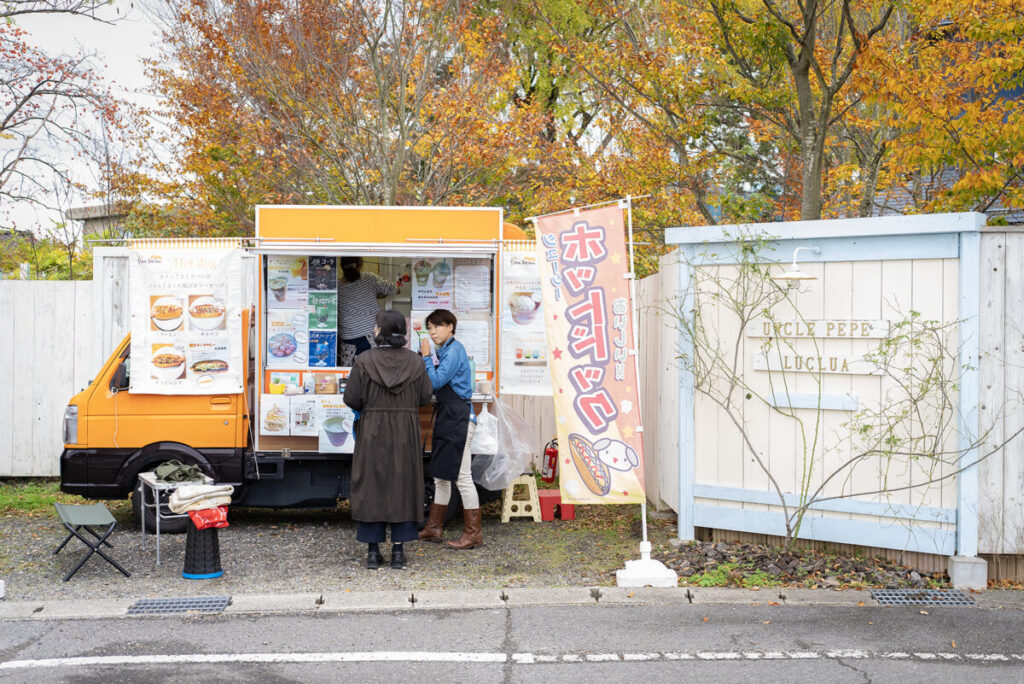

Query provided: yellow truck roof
[256,205,525,243]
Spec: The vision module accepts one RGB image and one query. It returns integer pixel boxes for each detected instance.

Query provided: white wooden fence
[0,281,96,476]
[653,213,1024,563]
[0,274,562,479]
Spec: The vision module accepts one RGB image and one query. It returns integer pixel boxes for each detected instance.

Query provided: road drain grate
[127,596,231,615]
[870,589,974,607]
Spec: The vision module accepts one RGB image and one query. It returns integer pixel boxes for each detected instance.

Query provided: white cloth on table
[168,484,234,514]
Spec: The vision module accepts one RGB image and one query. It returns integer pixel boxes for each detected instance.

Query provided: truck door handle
[210,397,232,405]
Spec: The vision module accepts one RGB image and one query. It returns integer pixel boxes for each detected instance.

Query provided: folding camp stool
[500,475,542,523]
[53,503,131,582]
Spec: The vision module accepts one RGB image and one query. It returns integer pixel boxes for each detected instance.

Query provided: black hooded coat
[343,345,433,524]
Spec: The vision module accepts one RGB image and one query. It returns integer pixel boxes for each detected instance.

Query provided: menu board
[411,257,453,309]
[308,331,337,367]
[308,256,337,291]
[499,246,552,395]
[289,395,318,436]
[267,256,308,309]
[129,249,244,394]
[458,317,491,368]
[317,396,357,453]
[260,394,290,436]
[407,310,432,353]
[266,310,308,368]
[454,263,491,311]
[308,292,337,330]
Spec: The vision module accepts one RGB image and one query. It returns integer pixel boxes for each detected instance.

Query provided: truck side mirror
[110,361,130,392]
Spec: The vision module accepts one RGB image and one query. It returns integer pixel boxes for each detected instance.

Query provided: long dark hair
[374,310,407,348]
[340,257,362,283]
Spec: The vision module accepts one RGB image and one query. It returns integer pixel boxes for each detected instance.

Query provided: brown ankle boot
[418,503,447,542]
[445,508,484,550]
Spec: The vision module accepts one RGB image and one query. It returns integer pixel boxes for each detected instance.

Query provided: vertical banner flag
[499,242,553,396]
[129,249,244,395]
[535,206,645,505]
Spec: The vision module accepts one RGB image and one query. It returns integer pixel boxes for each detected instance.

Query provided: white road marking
[2,650,1023,670]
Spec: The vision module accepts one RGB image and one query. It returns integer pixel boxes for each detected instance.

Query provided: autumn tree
[860,1,1024,217]
[0,0,134,247]
[0,25,123,222]
[1,0,116,20]
[134,0,553,236]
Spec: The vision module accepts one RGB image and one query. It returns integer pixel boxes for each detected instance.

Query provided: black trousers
[356,520,418,543]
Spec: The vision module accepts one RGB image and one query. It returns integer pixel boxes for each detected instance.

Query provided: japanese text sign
[535,206,645,505]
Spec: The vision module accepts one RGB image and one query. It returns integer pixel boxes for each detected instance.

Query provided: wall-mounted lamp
[772,246,822,286]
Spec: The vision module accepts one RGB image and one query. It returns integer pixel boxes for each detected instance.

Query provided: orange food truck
[59,206,529,531]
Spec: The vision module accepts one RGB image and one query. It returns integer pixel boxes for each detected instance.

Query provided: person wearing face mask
[337,257,398,360]
[417,308,483,550]
[343,310,433,570]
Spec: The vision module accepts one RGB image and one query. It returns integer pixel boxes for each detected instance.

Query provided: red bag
[188,506,230,530]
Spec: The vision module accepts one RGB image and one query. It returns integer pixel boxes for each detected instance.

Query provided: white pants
[433,421,479,509]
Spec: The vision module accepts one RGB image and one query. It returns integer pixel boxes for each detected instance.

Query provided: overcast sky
[19,4,160,101]
[11,3,162,232]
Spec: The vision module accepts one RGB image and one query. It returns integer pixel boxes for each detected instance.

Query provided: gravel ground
[1,495,967,601]
[0,499,667,601]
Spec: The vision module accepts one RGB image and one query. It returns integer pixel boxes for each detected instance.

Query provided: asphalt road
[3,602,1024,683]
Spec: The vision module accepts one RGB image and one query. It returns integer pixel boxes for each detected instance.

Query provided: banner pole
[615,197,676,586]
[624,197,649,548]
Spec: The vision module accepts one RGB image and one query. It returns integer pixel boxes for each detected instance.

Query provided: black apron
[429,382,471,482]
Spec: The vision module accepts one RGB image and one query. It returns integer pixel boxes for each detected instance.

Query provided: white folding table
[138,471,213,565]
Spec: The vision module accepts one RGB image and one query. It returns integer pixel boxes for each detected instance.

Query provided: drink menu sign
[129,249,244,394]
[535,206,645,505]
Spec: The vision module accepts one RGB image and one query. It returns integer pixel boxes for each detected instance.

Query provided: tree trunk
[857,144,886,218]
[792,58,825,221]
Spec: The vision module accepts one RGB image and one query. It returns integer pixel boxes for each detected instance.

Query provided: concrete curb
[0,585,912,621]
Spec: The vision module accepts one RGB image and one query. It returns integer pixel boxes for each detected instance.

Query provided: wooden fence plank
[11,281,36,476]
[1001,235,1024,552]
[73,281,95,394]
[979,236,1006,553]
[0,283,15,474]
[34,282,75,475]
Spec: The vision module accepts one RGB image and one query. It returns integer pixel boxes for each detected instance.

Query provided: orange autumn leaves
[122,0,1023,239]
[132,0,555,236]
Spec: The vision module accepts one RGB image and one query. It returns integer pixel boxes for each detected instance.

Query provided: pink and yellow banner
[536,205,645,505]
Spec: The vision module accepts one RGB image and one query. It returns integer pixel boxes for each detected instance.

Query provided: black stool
[182,519,222,579]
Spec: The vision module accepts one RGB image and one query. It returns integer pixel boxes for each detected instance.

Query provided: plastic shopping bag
[470,405,499,455]
[472,397,538,491]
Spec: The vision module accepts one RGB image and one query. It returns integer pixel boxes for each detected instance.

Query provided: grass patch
[690,562,737,587]
[685,561,783,588]
[0,478,82,515]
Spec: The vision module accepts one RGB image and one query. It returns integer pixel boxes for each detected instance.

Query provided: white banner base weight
[615,541,678,588]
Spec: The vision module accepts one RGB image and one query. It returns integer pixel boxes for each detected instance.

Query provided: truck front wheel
[130,480,189,534]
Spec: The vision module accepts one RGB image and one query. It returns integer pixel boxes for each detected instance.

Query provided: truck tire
[131,479,189,535]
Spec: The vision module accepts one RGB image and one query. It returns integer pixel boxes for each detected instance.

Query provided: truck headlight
[63,405,78,445]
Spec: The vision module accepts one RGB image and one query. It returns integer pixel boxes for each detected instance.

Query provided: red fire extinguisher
[541,438,558,483]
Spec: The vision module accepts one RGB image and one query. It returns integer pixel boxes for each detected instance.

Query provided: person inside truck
[418,309,484,550]
[337,257,398,362]
[343,310,433,570]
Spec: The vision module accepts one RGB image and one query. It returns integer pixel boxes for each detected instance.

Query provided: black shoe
[391,545,406,570]
[366,550,382,569]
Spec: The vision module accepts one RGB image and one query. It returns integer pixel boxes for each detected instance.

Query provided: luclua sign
[747,318,890,375]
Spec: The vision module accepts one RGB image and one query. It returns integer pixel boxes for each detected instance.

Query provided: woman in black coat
[343,310,433,569]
